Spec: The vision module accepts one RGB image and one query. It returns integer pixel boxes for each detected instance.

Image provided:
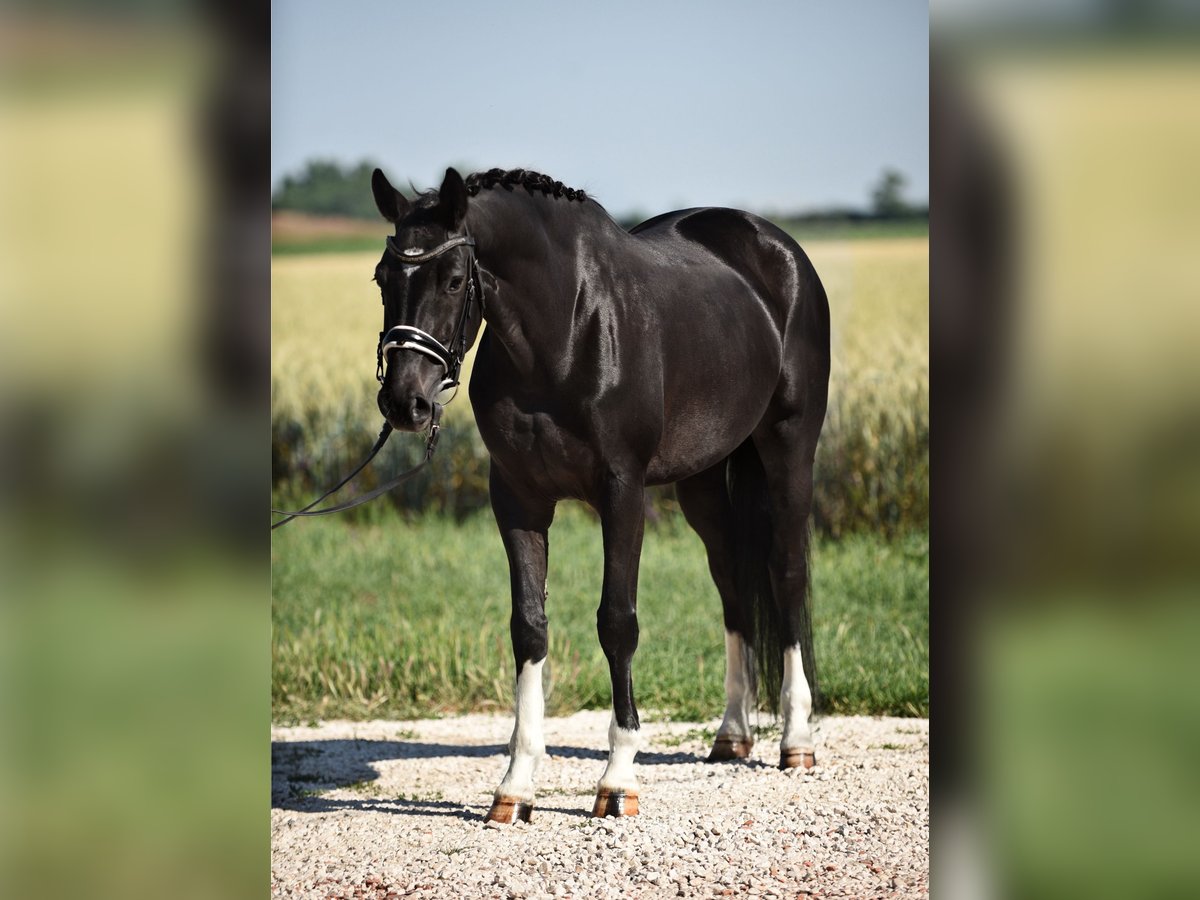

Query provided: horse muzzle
[379,389,436,432]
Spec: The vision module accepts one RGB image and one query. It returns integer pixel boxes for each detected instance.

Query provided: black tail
[727,438,819,714]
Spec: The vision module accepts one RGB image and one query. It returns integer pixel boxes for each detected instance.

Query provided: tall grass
[271,238,928,534]
[810,239,929,535]
[272,505,928,722]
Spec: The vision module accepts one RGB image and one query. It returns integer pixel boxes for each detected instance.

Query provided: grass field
[272,504,928,723]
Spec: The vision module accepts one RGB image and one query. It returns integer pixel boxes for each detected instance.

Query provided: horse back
[631,207,822,331]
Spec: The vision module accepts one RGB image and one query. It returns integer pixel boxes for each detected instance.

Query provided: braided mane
[465,168,589,203]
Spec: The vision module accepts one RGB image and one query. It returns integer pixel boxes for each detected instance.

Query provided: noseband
[376,232,482,403]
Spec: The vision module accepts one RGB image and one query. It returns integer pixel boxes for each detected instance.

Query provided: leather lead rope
[273,229,478,531]
[270,407,442,530]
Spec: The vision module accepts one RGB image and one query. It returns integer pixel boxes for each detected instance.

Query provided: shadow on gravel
[277,794,486,821]
[272,738,714,812]
[274,792,590,820]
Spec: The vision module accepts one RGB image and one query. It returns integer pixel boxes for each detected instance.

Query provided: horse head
[371,166,483,432]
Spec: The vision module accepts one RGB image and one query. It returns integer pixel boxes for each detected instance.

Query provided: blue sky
[272,0,927,216]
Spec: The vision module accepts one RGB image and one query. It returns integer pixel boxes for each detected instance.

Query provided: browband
[385,234,476,264]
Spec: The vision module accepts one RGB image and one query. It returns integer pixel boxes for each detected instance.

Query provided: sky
[272,0,928,217]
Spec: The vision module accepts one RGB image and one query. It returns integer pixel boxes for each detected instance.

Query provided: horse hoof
[485,797,533,824]
[707,736,753,761]
[780,750,816,770]
[591,789,639,818]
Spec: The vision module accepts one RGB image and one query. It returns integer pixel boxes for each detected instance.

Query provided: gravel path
[272,712,928,899]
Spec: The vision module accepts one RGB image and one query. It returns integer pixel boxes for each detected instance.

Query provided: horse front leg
[592,471,646,817]
[486,466,555,824]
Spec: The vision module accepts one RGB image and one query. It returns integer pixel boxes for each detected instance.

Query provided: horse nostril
[407,396,432,423]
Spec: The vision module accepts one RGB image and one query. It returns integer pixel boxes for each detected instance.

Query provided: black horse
[371,166,829,822]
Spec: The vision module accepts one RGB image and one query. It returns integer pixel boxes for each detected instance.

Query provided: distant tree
[273,159,404,219]
[870,167,910,218]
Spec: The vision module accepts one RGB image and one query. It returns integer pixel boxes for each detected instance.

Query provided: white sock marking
[495,658,545,802]
[596,715,641,793]
[780,644,814,752]
[716,630,756,741]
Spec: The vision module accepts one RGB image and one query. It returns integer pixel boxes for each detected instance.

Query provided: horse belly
[646,344,780,484]
[646,398,768,484]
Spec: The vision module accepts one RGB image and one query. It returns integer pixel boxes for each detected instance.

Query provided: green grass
[272,234,384,256]
[272,504,927,723]
[780,218,928,242]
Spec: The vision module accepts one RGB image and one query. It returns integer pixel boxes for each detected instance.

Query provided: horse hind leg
[676,461,757,762]
[751,419,822,770]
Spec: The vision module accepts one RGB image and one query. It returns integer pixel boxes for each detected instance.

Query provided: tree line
[272,160,403,220]
[273,159,926,227]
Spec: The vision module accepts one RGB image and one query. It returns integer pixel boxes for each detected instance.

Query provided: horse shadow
[272,736,748,818]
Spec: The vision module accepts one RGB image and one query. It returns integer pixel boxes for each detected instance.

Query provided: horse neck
[466,191,617,375]
[467,188,606,281]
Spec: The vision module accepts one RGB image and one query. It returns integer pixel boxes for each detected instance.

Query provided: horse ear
[437,167,468,229]
[372,168,409,223]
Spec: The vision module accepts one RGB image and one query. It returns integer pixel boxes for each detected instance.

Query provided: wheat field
[271,236,928,534]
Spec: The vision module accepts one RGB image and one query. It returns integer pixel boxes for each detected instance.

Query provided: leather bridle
[271,230,484,530]
[376,232,483,404]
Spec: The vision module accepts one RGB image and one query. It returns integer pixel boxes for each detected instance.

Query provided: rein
[271,232,481,530]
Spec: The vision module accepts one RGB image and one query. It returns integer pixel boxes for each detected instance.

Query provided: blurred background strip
[0,1,269,899]
[932,2,1200,899]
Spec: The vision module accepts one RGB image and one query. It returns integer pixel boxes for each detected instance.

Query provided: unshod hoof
[485,796,533,824]
[591,789,639,818]
[707,736,753,761]
[780,749,817,770]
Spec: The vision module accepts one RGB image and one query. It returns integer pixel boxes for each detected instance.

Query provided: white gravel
[271,712,928,899]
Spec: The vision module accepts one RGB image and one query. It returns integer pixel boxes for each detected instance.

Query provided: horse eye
[447,276,464,292]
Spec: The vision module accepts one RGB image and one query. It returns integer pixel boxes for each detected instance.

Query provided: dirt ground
[272,712,928,899]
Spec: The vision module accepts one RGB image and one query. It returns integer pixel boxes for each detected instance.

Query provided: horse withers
[370,166,830,821]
